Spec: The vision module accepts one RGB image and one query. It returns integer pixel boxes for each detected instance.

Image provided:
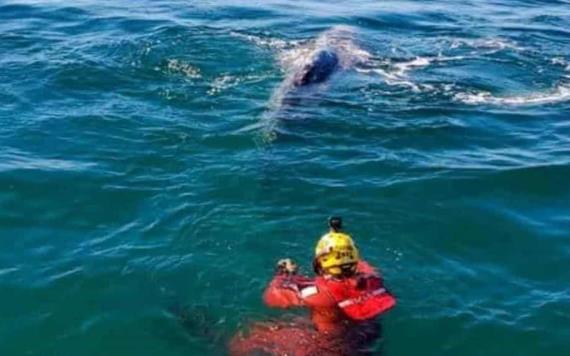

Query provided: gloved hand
[276,258,298,276]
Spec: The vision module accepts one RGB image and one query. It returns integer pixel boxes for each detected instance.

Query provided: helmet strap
[312,258,324,275]
[338,263,357,278]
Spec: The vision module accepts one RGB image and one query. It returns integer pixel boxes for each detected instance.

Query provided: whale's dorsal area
[249,25,372,138]
[294,50,340,87]
[277,26,369,95]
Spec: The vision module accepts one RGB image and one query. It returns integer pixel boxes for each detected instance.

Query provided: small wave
[0,266,20,277]
[0,150,97,172]
[47,266,83,283]
[454,85,570,106]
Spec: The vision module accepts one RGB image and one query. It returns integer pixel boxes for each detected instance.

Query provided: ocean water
[1,0,570,355]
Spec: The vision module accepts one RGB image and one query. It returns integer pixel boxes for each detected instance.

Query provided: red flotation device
[325,274,396,321]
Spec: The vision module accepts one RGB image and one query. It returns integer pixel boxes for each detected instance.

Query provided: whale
[292,49,340,87]
[266,26,370,116]
[233,26,372,140]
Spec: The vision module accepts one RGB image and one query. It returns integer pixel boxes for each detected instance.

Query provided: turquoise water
[1,0,570,355]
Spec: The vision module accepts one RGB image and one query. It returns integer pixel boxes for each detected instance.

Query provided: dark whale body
[293,49,340,87]
[258,27,364,134]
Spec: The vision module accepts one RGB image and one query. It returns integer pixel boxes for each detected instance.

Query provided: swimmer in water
[230,217,396,355]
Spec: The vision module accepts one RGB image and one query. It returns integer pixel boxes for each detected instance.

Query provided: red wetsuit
[230,261,396,356]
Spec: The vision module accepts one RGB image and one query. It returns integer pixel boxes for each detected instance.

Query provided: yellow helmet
[315,232,359,276]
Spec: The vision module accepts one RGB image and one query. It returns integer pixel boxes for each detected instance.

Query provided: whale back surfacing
[294,49,339,87]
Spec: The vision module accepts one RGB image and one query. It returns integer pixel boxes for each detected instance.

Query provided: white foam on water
[208,75,237,96]
[551,57,570,71]
[396,54,467,72]
[357,56,426,91]
[164,59,201,78]
[450,37,523,52]
[279,46,316,73]
[230,31,298,51]
[207,73,266,96]
[454,85,570,106]
[360,36,522,93]
[360,54,465,92]
[393,56,432,74]
[357,67,422,92]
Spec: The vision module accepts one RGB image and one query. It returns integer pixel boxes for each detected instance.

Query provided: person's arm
[263,274,305,308]
[263,259,315,308]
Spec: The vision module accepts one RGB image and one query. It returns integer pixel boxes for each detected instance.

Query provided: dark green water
[1,0,569,355]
